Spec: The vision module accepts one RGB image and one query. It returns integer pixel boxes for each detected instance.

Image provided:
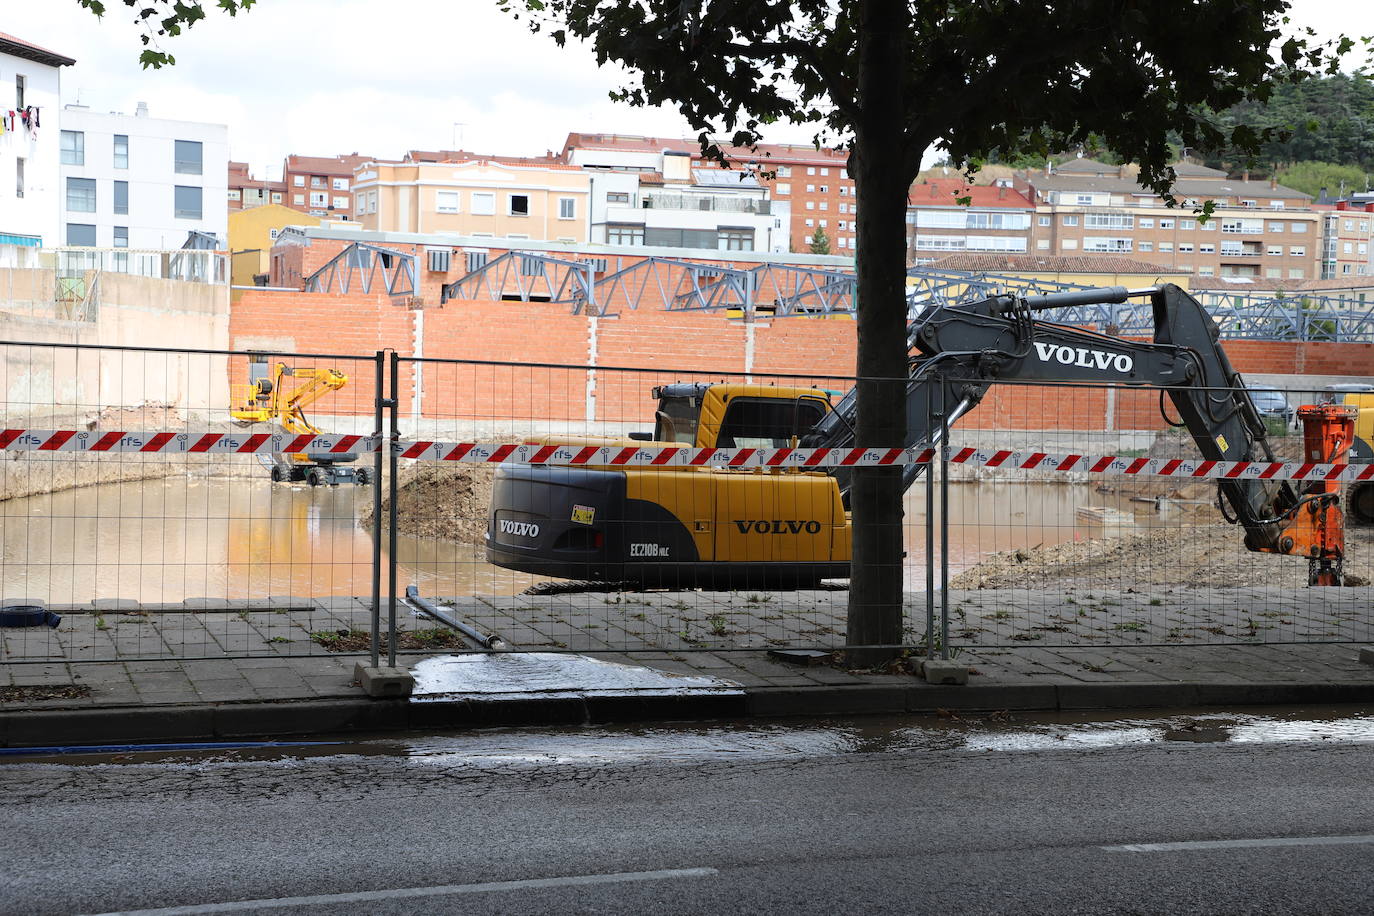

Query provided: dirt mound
[358,464,494,544]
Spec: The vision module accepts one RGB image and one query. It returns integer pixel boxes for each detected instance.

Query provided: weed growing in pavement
[1114,621,1147,632]
[95,615,109,631]
[707,614,729,636]
[266,636,291,644]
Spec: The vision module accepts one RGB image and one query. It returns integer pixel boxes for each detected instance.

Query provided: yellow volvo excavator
[486,284,1357,588]
[230,355,369,487]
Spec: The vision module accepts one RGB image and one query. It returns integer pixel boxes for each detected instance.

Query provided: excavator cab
[649,383,832,448]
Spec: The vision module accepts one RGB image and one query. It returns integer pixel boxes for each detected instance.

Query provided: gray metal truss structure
[436,251,1374,342]
[442,251,597,312]
[305,242,417,300]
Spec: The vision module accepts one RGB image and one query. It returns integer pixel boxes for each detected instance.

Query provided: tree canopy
[76,0,256,68]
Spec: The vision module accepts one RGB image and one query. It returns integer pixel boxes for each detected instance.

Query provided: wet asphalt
[3,707,1374,915]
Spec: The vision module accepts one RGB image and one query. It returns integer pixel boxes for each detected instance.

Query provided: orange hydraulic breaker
[1283,404,1358,586]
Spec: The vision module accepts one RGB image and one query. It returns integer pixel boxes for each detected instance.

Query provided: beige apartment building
[1314,197,1374,278]
[1016,160,1321,281]
[351,155,590,243]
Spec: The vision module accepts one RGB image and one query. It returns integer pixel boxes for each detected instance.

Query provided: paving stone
[91,599,142,613]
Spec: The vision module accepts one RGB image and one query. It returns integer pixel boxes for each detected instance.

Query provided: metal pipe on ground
[403,585,509,652]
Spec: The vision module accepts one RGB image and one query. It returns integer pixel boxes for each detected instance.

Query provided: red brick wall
[229,288,1372,430]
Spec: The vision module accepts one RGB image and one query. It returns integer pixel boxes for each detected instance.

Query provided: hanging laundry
[31,106,39,128]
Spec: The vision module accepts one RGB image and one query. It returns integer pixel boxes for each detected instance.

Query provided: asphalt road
[3,711,1374,915]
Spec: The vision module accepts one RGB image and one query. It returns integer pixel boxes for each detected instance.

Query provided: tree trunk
[846,0,911,667]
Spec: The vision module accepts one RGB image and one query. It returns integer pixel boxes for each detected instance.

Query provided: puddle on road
[1,475,1178,603]
[7,706,1374,767]
[411,652,742,700]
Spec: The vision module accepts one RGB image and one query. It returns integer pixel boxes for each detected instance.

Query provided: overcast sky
[5,1,1370,179]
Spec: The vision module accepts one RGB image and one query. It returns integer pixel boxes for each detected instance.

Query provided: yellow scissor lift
[230,355,369,487]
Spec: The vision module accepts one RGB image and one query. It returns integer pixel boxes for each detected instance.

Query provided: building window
[819,185,828,193]
[1291,222,1308,233]
[1200,221,1215,231]
[66,177,97,213]
[174,185,203,220]
[1240,199,1257,208]
[293,176,305,187]
[775,183,790,195]
[1062,239,1078,249]
[472,192,495,215]
[1290,246,1306,257]
[293,194,305,206]
[776,166,791,178]
[1268,221,1284,233]
[271,192,283,203]
[113,226,129,248]
[61,130,85,166]
[805,201,815,211]
[1038,215,1050,226]
[1199,244,1215,254]
[1085,213,1134,230]
[1198,266,1215,276]
[1036,239,1050,250]
[15,74,25,109]
[1075,194,1093,206]
[174,140,203,175]
[806,184,815,193]
[718,228,754,251]
[1267,245,1282,257]
[1343,242,1354,254]
[66,223,96,246]
[1062,215,1078,226]
[1139,218,1154,228]
[607,224,645,245]
[332,178,349,191]
[606,191,631,204]
[1289,268,1305,278]
[1270,200,1285,209]
[113,134,129,169]
[1342,263,1352,274]
[508,194,530,216]
[1083,237,1134,252]
[558,197,576,220]
[1180,219,1196,230]
[331,196,349,209]
[1138,241,1153,252]
[819,219,828,228]
[114,180,128,215]
[436,191,460,213]
[1178,243,1194,253]
[807,167,815,176]
[14,157,23,198]
[805,218,814,227]
[227,189,241,201]
[309,191,328,208]
[311,177,326,189]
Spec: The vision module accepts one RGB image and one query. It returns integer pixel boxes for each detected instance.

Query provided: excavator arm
[807,283,1340,579]
[273,366,348,436]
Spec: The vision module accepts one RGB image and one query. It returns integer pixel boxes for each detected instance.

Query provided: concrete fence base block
[1360,647,1374,667]
[919,659,970,686]
[353,663,415,698]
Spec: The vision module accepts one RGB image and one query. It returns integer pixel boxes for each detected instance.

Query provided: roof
[0,32,75,67]
[284,153,372,176]
[1026,170,1312,202]
[563,132,849,167]
[692,168,763,190]
[1189,276,1374,294]
[1053,158,1120,176]
[925,253,1183,274]
[406,148,567,167]
[908,179,1034,209]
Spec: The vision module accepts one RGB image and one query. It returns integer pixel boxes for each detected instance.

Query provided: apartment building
[905,179,1034,263]
[0,32,75,258]
[1313,195,1374,278]
[282,153,369,220]
[228,161,286,212]
[351,153,590,242]
[564,132,848,251]
[59,102,228,249]
[564,142,788,253]
[1016,160,1321,281]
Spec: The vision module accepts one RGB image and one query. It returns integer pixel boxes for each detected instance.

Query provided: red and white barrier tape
[4,429,1372,482]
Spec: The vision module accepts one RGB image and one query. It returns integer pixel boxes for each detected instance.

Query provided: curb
[4,680,1374,749]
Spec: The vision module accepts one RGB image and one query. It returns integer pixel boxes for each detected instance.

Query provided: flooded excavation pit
[2,471,1359,605]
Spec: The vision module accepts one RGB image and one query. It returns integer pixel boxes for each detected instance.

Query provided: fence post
[369,350,385,670]
[938,378,951,662]
[388,351,401,668]
[925,378,936,660]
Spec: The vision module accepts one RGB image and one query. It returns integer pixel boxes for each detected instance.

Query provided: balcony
[642,194,771,215]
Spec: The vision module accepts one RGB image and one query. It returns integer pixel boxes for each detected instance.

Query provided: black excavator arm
[806,283,1297,553]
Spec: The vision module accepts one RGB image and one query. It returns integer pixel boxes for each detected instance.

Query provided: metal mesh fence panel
[0,342,385,664]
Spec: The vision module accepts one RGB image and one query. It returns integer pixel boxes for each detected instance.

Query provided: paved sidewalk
[2,588,1372,748]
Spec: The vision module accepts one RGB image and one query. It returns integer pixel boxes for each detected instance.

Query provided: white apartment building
[58,102,228,250]
[573,145,789,253]
[0,33,75,260]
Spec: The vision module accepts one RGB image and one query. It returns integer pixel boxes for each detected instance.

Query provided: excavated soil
[358,464,495,545]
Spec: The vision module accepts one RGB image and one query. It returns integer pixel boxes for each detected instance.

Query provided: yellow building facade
[229,204,321,298]
[351,159,591,242]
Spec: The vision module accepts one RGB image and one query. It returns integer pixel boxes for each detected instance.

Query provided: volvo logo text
[499,520,540,538]
[734,520,823,534]
[1033,342,1133,373]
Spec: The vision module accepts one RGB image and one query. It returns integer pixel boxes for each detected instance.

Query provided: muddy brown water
[0,475,1156,603]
